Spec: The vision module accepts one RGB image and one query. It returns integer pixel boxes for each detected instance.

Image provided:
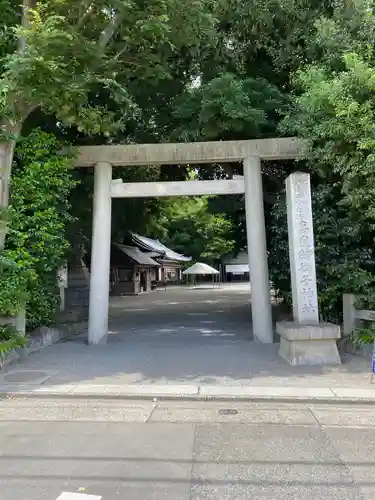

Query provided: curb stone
[1,384,375,405]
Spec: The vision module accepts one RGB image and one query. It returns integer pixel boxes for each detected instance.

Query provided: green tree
[0,0,217,249]
[173,73,286,141]
[153,196,235,264]
[164,0,336,256]
[281,1,375,223]
[283,51,375,225]
[269,182,375,323]
[271,1,375,321]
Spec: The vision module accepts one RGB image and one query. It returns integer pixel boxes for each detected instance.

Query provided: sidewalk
[0,339,374,404]
[2,399,375,500]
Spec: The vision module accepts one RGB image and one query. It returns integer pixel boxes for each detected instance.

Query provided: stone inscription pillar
[243,156,273,343]
[276,172,341,365]
[88,162,112,345]
[286,172,319,324]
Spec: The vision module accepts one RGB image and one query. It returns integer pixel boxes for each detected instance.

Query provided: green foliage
[5,130,77,328]
[26,274,61,328]
[0,0,218,134]
[0,191,29,316]
[0,324,23,342]
[269,183,375,323]
[4,0,375,332]
[0,264,29,316]
[208,0,332,79]
[3,0,339,263]
[153,196,235,264]
[283,50,375,226]
[347,294,375,347]
[350,325,375,347]
[111,165,163,242]
[0,0,19,70]
[0,0,220,260]
[0,324,27,355]
[174,73,286,140]
[280,2,375,226]
[275,1,375,322]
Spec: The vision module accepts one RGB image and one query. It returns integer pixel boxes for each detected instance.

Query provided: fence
[343,293,375,336]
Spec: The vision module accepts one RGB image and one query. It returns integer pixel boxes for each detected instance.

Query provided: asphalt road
[0,398,375,500]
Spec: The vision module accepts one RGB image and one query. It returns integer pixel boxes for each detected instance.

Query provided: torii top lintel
[74,137,305,167]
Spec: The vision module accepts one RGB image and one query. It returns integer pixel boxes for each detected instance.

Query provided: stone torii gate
[74,137,341,366]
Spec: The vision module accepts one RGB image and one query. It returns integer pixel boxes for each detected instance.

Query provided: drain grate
[219,409,239,416]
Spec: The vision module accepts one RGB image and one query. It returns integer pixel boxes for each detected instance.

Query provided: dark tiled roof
[114,244,160,266]
[131,233,191,262]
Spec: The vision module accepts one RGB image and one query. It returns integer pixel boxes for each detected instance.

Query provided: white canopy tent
[183,262,219,275]
[182,262,220,288]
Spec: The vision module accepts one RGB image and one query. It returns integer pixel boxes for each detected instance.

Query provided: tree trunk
[0,139,16,249]
[0,0,38,248]
[0,0,36,250]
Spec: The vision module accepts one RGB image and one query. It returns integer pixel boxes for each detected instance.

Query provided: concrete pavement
[1,284,374,403]
[1,398,375,499]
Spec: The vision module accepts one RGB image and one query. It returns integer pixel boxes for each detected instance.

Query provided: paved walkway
[0,284,374,401]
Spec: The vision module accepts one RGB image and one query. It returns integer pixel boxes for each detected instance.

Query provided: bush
[269,182,375,324]
[0,266,29,316]
[350,325,375,347]
[0,324,28,355]
[3,130,77,328]
[26,275,61,329]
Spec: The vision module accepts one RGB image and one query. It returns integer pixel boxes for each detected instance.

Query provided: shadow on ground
[0,283,371,388]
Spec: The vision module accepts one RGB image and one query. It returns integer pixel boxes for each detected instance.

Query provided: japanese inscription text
[287,173,319,323]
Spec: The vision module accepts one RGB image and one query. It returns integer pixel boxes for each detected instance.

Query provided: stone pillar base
[276,321,341,366]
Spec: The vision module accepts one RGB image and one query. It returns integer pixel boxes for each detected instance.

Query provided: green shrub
[350,326,375,347]
[26,275,61,329]
[0,324,28,355]
[0,267,28,316]
[269,182,375,324]
[2,130,77,328]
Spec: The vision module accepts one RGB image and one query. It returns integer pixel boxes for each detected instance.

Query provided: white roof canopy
[183,262,220,275]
